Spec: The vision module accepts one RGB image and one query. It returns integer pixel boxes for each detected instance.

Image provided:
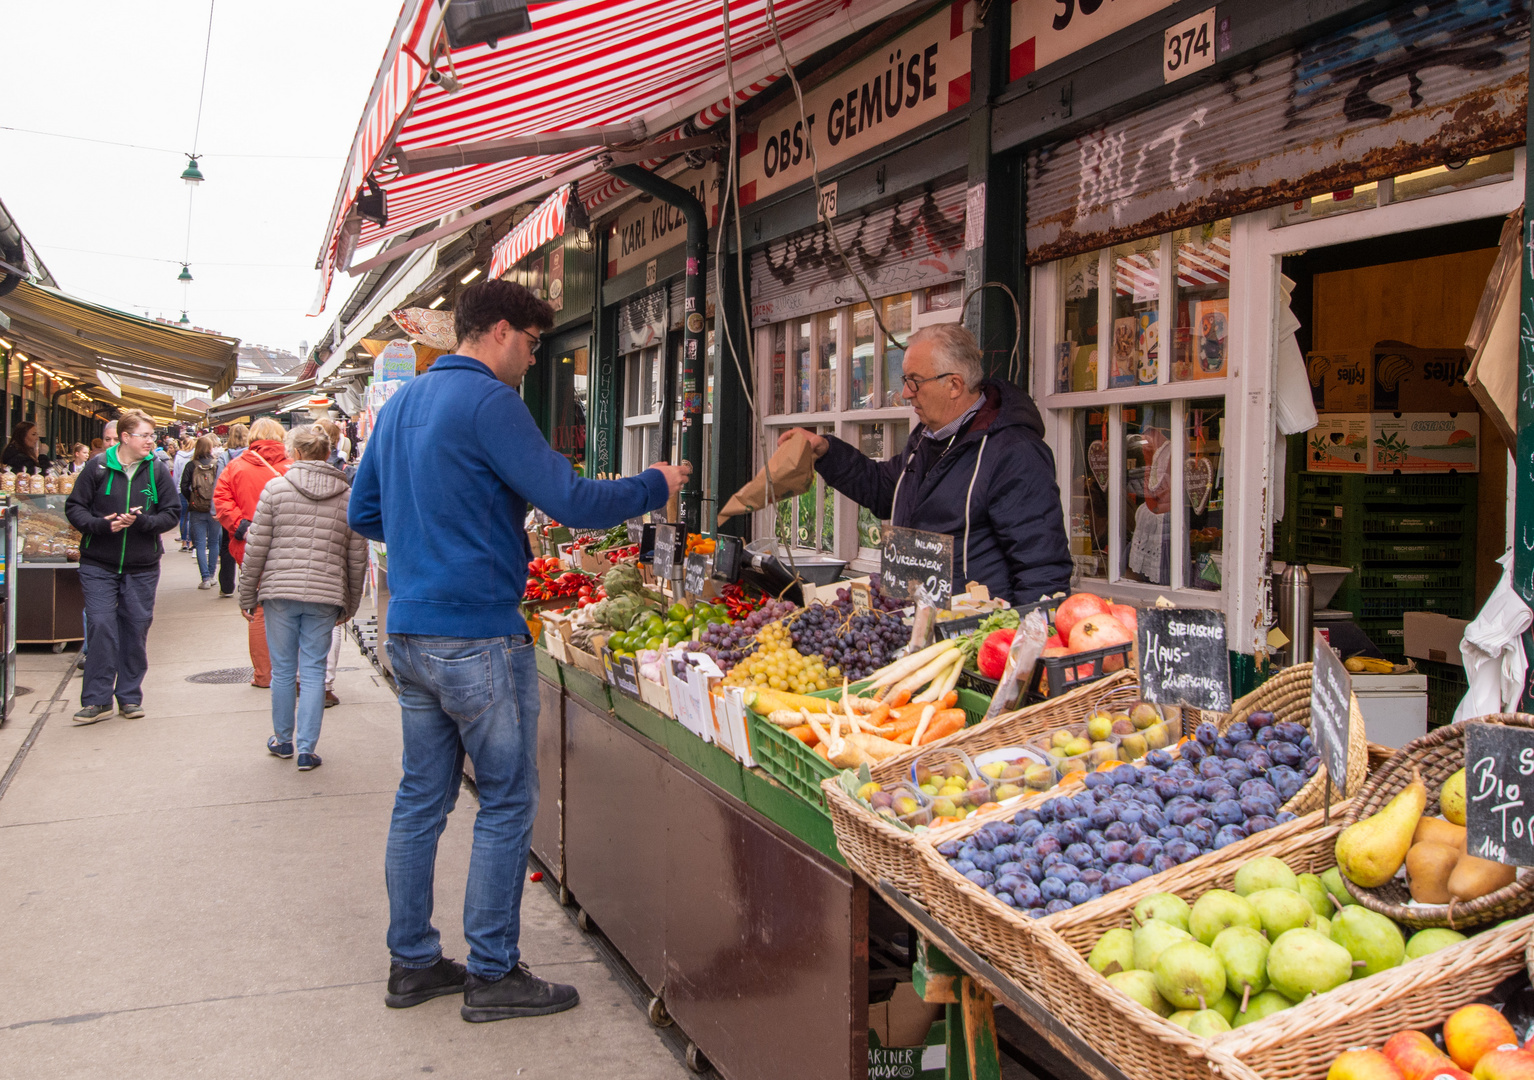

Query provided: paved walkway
[0,551,690,1079]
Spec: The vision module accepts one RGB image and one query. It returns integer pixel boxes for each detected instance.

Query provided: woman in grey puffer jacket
[238,424,367,770]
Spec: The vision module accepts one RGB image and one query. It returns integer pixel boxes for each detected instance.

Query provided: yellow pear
[1441,769,1466,826]
[1335,771,1426,889]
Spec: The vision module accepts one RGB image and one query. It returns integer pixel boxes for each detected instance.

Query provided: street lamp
[181,155,205,186]
[178,264,194,284]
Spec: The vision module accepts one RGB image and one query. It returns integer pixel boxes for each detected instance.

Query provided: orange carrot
[814,742,831,760]
[868,701,892,726]
[938,690,958,709]
[788,724,817,746]
[887,688,912,709]
[912,713,964,747]
[889,706,965,736]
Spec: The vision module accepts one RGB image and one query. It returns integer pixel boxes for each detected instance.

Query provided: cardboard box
[1404,612,1469,668]
[868,983,946,1079]
[1371,413,1479,473]
[1308,350,1373,412]
[1374,343,1478,413]
[1306,413,1373,473]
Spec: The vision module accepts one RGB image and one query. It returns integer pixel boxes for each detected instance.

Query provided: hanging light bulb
[178,311,191,326]
[178,264,194,284]
[181,154,205,186]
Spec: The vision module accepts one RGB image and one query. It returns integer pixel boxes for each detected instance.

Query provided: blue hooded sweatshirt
[349,354,669,638]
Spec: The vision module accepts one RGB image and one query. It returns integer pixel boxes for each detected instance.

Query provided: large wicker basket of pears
[1338,714,1534,930]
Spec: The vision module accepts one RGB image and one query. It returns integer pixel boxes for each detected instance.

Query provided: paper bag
[717,430,820,525]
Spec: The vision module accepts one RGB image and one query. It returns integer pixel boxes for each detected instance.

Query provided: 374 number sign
[1164,8,1216,83]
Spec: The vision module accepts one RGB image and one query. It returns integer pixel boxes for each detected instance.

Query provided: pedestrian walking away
[214,423,248,598]
[63,408,180,723]
[213,418,291,687]
[350,279,688,1022]
[180,435,223,588]
[172,436,195,551]
[238,423,366,771]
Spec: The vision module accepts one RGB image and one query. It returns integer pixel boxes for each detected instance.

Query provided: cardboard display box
[1371,412,1479,473]
[1308,350,1373,412]
[868,983,946,1079]
[1404,612,1469,668]
[1373,342,1478,412]
[1307,413,1373,473]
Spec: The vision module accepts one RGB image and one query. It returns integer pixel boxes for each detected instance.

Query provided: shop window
[622,344,664,474]
[551,345,588,470]
[1043,219,1233,596]
[773,423,836,553]
[1276,150,1515,226]
[854,419,910,561]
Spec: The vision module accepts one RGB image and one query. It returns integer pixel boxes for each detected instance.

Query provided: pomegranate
[1107,603,1139,638]
[1054,593,1109,642]
[1068,613,1133,672]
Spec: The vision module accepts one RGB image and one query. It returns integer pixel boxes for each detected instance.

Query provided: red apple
[1055,593,1109,642]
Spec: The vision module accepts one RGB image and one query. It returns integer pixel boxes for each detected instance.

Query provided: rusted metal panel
[530,675,563,881]
[1025,0,1529,264]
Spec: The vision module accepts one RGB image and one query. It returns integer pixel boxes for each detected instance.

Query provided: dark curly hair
[454,279,555,344]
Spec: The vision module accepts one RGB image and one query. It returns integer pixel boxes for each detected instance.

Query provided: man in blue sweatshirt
[350,280,685,1023]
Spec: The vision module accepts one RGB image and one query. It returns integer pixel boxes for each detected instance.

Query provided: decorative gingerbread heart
[1186,455,1214,513]
[1087,439,1109,489]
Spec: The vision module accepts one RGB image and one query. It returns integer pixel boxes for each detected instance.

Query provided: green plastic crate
[1361,510,1472,535]
[744,708,836,815]
[1348,591,1472,620]
[1359,542,1471,564]
[1296,473,1476,506]
[1356,567,1470,591]
[1420,658,1468,729]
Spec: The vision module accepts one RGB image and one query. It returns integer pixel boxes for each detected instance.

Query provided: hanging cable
[182,0,216,318]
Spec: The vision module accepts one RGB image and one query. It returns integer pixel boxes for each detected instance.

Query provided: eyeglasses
[518,328,542,349]
[901,372,958,394]
[120,430,155,440]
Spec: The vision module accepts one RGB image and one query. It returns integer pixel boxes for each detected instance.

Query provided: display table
[17,563,84,649]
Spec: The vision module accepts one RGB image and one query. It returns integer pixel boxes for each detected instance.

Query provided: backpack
[189,459,217,512]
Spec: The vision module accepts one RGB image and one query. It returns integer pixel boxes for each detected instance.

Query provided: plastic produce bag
[717,430,820,525]
[1453,550,1532,722]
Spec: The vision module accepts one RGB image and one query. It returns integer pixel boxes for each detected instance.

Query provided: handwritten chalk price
[1465,722,1534,867]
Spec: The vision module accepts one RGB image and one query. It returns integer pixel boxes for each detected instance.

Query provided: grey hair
[911,323,983,389]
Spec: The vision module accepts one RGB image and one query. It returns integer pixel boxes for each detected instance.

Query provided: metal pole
[605,164,707,534]
[1519,38,1534,707]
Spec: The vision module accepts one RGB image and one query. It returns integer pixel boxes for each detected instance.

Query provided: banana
[1344,656,1395,674]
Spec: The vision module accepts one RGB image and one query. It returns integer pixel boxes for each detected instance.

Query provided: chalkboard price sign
[605,648,641,698]
[881,526,954,606]
[683,553,711,598]
[712,535,743,582]
[1465,722,1534,867]
[626,518,644,544]
[653,524,683,580]
[1309,631,1353,798]
[1136,607,1232,711]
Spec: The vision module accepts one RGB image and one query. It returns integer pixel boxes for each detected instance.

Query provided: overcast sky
[0,0,393,363]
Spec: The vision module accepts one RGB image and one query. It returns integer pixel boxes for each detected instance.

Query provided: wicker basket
[1217,663,1368,815]
[1032,817,1534,1080]
[1340,714,1534,929]
[913,804,1343,1013]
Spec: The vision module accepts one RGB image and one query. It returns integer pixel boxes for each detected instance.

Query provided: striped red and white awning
[489,186,571,279]
[310,0,916,315]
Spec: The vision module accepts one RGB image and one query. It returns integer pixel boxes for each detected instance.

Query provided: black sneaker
[267,736,294,758]
[385,955,468,1008]
[296,752,322,771]
[460,963,579,1022]
[73,704,112,725]
[117,702,144,719]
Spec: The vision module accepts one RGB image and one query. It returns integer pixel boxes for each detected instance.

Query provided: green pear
[1107,969,1174,1017]
[1330,906,1404,979]
[1189,890,1262,946]
[1089,927,1136,975]
[1133,892,1192,933]
[1405,927,1467,960]
[1308,913,1332,938]
[1235,856,1299,896]
[1187,1009,1232,1038]
[1296,873,1332,917]
[1210,991,1241,1025]
[1212,926,1269,1003]
[1233,989,1292,1028]
[1265,928,1353,1001]
[1154,940,1227,1010]
[1320,868,1357,910]
[1169,1009,1198,1029]
[1133,920,1193,971]
[1248,888,1316,939]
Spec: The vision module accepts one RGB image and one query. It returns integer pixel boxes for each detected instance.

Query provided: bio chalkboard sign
[1464,722,1534,867]
[1136,607,1232,711]
[881,526,954,606]
[683,553,711,598]
[1309,631,1353,798]
[653,524,683,580]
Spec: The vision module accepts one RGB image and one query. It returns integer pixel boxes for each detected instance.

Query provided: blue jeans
[263,598,340,755]
[78,562,159,707]
[177,497,189,542]
[187,510,220,581]
[384,634,539,979]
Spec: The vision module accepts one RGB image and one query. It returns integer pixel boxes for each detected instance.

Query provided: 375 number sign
[1164,8,1216,83]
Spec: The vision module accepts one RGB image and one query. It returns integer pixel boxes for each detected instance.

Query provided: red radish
[1055,593,1109,642]
[1107,603,1139,637]
[977,629,1016,679]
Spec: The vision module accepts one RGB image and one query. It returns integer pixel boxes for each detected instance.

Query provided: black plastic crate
[1419,658,1468,729]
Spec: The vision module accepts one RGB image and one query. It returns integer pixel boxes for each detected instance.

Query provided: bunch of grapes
[721,620,836,693]
[690,598,798,669]
[789,596,909,680]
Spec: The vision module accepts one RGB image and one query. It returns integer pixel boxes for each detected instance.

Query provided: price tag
[606,648,641,698]
[626,518,644,544]
[850,581,872,614]
[1465,723,1534,866]
[1136,607,1232,711]
[1309,631,1353,797]
[1163,7,1216,83]
[683,553,711,598]
[881,526,954,606]
[653,524,682,580]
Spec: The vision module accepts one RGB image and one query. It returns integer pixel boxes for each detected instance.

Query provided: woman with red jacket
[212,417,292,687]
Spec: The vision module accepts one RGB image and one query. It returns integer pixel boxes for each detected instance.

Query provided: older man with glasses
[779,322,1072,605]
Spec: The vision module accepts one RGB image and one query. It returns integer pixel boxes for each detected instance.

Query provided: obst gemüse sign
[737,6,972,204]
